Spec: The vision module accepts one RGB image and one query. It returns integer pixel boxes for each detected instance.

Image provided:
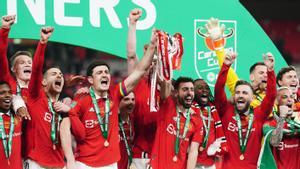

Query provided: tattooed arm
[270,105,290,146]
[270,117,285,147]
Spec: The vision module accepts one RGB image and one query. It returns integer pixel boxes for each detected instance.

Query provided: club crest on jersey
[194,19,237,87]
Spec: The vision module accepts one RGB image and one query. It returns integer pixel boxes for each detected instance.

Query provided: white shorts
[23,159,65,169]
[76,161,117,169]
[195,163,216,169]
[131,158,151,169]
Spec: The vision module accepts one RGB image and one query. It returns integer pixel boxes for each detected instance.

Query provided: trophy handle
[197,27,209,38]
[223,28,234,38]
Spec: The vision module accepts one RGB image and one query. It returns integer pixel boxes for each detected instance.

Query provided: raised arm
[215,48,239,95]
[258,53,276,120]
[124,29,157,93]
[204,18,239,95]
[0,15,15,81]
[159,79,172,100]
[214,52,236,117]
[127,8,142,74]
[28,27,53,99]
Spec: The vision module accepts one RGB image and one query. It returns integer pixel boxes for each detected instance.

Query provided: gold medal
[239,154,244,160]
[173,155,178,162]
[104,140,109,147]
[199,147,204,152]
[129,164,136,169]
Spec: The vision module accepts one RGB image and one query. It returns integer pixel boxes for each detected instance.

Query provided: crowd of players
[0,8,299,169]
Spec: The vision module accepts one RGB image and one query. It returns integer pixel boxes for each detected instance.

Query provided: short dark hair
[174,76,193,90]
[10,51,32,67]
[234,80,254,93]
[0,81,11,90]
[276,66,297,86]
[193,78,204,84]
[86,61,110,77]
[43,66,62,77]
[249,62,266,74]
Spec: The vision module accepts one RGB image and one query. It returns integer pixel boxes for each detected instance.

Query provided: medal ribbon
[16,84,21,96]
[90,87,110,139]
[200,106,211,148]
[47,98,61,145]
[0,112,14,159]
[118,114,133,164]
[286,118,300,128]
[235,109,254,154]
[174,107,191,156]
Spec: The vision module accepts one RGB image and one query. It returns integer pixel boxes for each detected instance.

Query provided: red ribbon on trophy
[149,30,183,112]
[157,30,184,81]
[150,54,159,112]
[171,33,184,70]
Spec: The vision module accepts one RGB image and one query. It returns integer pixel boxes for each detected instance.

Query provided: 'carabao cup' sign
[194,19,236,86]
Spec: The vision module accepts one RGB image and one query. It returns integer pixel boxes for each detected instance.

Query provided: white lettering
[130,0,156,30]
[7,0,17,22]
[24,0,45,25]
[5,0,156,30]
[2,132,22,138]
[54,0,83,26]
[278,142,299,151]
[166,123,190,141]
[207,57,218,67]
[89,0,122,28]
[85,119,99,128]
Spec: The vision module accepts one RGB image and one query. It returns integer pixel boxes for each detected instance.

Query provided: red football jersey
[118,115,134,169]
[150,97,204,169]
[265,120,300,169]
[25,41,65,168]
[214,64,276,169]
[192,104,217,166]
[0,113,23,169]
[69,82,126,167]
[132,78,159,158]
[0,28,32,100]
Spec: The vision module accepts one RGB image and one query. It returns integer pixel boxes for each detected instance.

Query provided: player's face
[278,70,299,95]
[119,92,135,113]
[277,88,294,116]
[90,65,111,92]
[44,68,64,93]
[194,80,210,106]
[250,65,267,91]
[234,85,253,113]
[13,55,32,82]
[0,84,12,111]
[177,82,194,109]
